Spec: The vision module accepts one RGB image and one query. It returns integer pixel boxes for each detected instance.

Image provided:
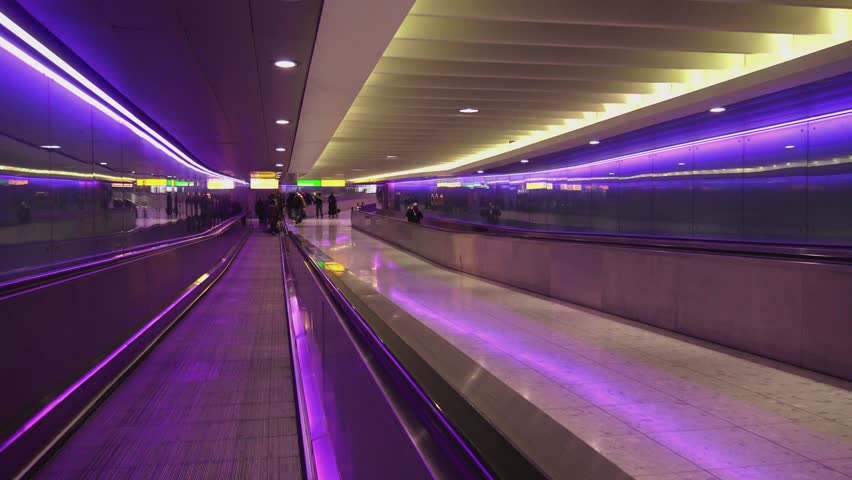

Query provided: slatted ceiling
[304,0,852,180]
[408,0,832,33]
[365,75,661,94]
[396,17,779,54]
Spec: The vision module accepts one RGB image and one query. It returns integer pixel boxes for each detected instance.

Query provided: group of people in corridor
[254,191,339,234]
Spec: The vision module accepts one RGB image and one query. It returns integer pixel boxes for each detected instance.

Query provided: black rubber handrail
[283,225,547,480]
[362,209,852,264]
[0,213,246,299]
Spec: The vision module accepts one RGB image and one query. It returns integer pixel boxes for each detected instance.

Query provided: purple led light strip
[0,273,211,455]
[393,107,852,186]
[0,12,244,184]
[280,232,337,480]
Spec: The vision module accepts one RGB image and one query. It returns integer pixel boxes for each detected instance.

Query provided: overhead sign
[207,178,235,190]
[297,179,321,187]
[320,179,346,187]
[251,171,277,179]
[250,178,279,189]
[136,178,167,186]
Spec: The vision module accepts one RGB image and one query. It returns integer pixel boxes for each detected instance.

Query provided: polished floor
[296,214,852,480]
[35,234,301,479]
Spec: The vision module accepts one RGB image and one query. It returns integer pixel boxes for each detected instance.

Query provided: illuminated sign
[111,182,134,188]
[0,178,29,186]
[207,178,235,190]
[174,180,192,187]
[251,171,278,179]
[320,179,346,187]
[560,184,582,191]
[136,178,167,186]
[250,178,279,189]
[437,181,461,188]
[297,179,321,187]
[525,182,553,190]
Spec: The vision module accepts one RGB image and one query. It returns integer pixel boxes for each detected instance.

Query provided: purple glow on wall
[391,108,852,189]
[286,275,341,480]
[0,11,243,183]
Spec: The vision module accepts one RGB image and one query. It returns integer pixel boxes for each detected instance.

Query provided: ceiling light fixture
[0,12,242,183]
[476,170,484,174]
[275,163,284,167]
[275,119,290,125]
[274,59,298,69]
[386,155,397,159]
[99,162,108,166]
[520,159,529,163]
[709,107,726,113]
[40,145,61,149]
[589,140,601,145]
[785,145,796,149]
[459,108,479,114]
[275,147,287,152]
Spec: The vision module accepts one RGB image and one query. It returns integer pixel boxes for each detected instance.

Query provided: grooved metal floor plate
[34,233,302,479]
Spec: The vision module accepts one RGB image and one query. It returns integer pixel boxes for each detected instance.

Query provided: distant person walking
[294,192,307,224]
[266,198,280,235]
[406,203,423,224]
[327,193,338,218]
[255,198,266,230]
[314,193,323,219]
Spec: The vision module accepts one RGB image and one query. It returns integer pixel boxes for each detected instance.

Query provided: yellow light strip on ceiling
[347,9,852,183]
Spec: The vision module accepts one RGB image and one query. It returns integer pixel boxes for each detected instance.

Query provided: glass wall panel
[0,41,241,281]
[742,125,808,242]
[807,114,852,245]
[382,106,852,246]
[651,146,693,237]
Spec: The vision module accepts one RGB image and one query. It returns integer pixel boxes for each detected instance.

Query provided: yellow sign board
[250,178,279,189]
[320,179,346,187]
[136,178,167,186]
[207,178,235,190]
[250,171,277,179]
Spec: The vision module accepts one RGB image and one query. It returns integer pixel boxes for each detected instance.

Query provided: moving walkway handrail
[0,213,246,299]
[283,223,547,480]
[360,208,852,264]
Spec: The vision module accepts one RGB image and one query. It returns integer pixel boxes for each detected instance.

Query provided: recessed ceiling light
[677,162,686,166]
[589,140,600,145]
[275,147,287,152]
[274,59,298,69]
[609,172,616,175]
[275,119,290,125]
[131,171,136,174]
[99,162,108,166]
[520,159,529,163]
[459,107,479,114]
[709,107,726,113]
[40,145,61,149]
[386,155,397,159]
[476,170,484,174]
[275,163,284,167]
[785,145,796,149]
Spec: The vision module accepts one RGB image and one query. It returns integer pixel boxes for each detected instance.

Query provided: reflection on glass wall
[0,34,240,281]
[382,110,852,246]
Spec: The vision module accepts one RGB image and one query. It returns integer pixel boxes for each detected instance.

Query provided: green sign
[297,179,321,187]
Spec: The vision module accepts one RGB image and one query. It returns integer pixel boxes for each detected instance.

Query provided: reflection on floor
[35,234,301,479]
[296,214,852,480]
